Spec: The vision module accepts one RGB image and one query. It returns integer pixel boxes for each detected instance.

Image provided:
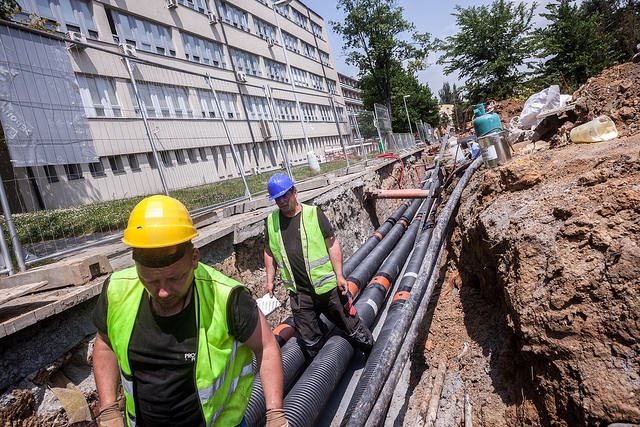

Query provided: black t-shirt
[265,206,334,294]
[92,269,259,427]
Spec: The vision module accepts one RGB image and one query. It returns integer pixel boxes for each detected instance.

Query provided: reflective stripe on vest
[106,264,254,426]
[267,203,336,294]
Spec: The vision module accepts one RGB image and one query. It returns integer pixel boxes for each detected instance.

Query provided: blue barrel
[473,103,503,137]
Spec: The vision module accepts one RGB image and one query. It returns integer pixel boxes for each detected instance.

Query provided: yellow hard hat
[122,195,198,248]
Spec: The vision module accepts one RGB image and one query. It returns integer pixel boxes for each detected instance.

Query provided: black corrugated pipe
[343,198,410,277]
[340,196,440,426]
[345,197,421,296]
[366,240,446,426]
[281,200,429,426]
[343,156,484,427]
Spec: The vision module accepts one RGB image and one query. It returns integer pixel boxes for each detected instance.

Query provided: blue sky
[309,0,557,96]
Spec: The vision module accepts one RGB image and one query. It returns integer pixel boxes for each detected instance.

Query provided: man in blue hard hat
[263,174,374,358]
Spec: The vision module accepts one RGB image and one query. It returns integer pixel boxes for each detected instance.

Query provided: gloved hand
[97,401,124,427]
[265,408,289,427]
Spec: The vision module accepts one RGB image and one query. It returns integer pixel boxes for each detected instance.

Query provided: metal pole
[272,0,320,171]
[124,57,170,196]
[403,94,413,138]
[205,75,251,198]
[329,96,350,168]
[0,176,21,273]
[350,110,367,166]
[263,85,293,178]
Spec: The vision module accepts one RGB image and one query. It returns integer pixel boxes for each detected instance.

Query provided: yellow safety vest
[105,263,254,427]
[267,203,336,294]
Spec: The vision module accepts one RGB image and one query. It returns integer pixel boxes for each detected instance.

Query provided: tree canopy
[0,0,19,20]
[331,0,431,121]
[535,0,615,91]
[435,0,538,103]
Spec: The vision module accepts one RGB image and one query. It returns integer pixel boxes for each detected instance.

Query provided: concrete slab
[0,255,112,292]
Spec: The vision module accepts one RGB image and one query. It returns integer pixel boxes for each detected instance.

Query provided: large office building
[0,0,350,211]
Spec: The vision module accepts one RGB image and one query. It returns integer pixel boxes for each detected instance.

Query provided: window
[77,75,122,118]
[319,105,333,121]
[275,99,298,121]
[133,83,193,119]
[178,0,208,13]
[282,32,298,53]
[127,154,140,171]
[63,163,83,180]
[301,103,317,122]
[199,147,208,161]
[292,9,309,30]
[108,10,175,56]
[17,0,98,38]
[186,148,197,163]
[264,59,288,82]
[107,155,125,173]
[43,165,59,183]
[253,17,276,40]
[311,22,324,40]
[274,2,288,19]
[216,1,249,32]
[242,95,271,121]
[229,48,262,76]
[160,151,173,166]
[290,67,308,87]
[301,41,316,60]
[319,50,331,67]
[146,152,158,169]
[182,33,225,68]
[327,79,338,95]
[309,73,324,91]
[175,149,186,164]
[89,160,106,177]
[199,90,239,120]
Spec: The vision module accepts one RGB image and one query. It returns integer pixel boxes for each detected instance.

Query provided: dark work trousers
[289,286,374,358]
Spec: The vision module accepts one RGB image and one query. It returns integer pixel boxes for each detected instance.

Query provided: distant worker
[263,174,374,359]
[92,195,287,427]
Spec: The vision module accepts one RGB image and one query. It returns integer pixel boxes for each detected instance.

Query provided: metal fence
[0,22,407,275]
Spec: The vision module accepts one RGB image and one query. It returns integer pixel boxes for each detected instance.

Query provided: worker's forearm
[93,333,121,406]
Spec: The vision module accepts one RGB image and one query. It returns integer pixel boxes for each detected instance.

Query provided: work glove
[97,401,124,427]
[265,408,289,427]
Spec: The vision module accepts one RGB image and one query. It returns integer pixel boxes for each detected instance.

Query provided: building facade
[0,0,349,211]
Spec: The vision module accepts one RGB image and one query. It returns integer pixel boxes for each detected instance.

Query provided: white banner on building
[0,25,97,167]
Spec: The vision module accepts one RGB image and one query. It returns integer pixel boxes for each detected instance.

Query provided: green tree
[0,0,19,20]
[331,0,431,122]
[436,0,538,103]
[582,0,640,63]
[535,0,615,91]
[438,82,454,104]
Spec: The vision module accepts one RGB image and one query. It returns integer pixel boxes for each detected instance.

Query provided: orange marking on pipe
[398,219,408,227]
[392,291,410,302]
[373,232,383,240]
[371,275,391,290]
[348,281,359,296]
[273,324,295,341]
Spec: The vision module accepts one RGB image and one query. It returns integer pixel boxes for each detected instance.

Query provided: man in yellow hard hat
[92,195,287,427]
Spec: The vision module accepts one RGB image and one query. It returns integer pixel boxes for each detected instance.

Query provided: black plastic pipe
[281,204,426,426]
[344,156,484,427]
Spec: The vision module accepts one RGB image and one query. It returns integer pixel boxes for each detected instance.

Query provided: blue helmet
[267,174,295,200]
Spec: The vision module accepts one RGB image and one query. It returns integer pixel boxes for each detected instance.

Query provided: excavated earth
[402,62,640,427]
[1,63,639,426]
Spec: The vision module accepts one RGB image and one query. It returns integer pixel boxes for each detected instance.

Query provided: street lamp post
[272,0,320,171]
[403,94,413,139]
